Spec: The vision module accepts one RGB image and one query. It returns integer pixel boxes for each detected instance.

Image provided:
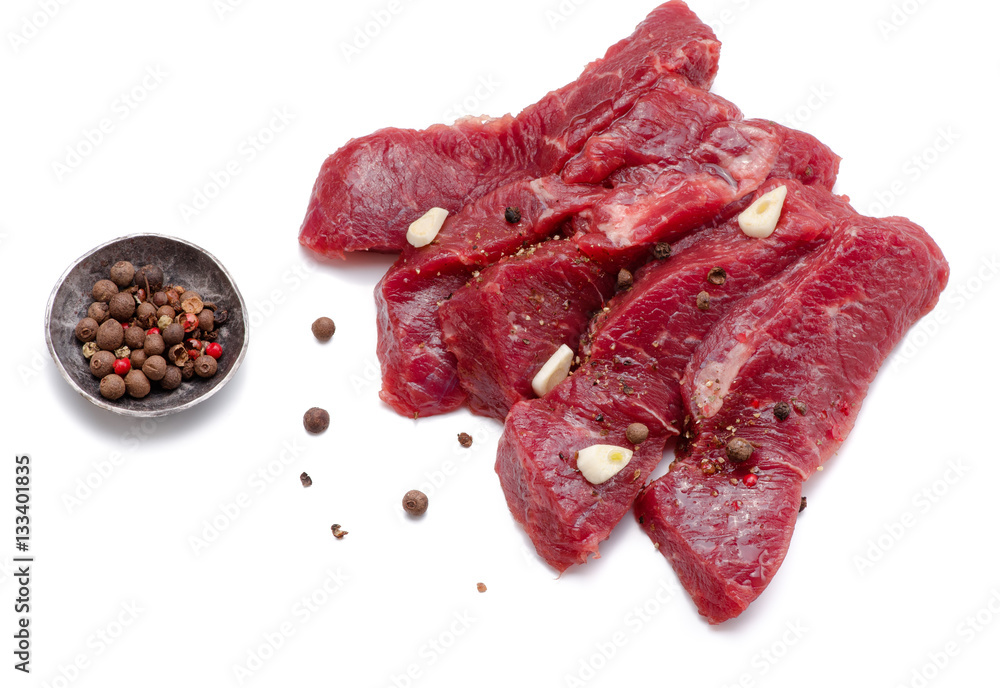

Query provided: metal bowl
[45,233,249,417]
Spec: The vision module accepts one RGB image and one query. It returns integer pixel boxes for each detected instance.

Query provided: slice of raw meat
[634,211,949,623]
[439,240,616,420]
[377,87,778,418]
[299,1,720,258]
[496,180,843,572]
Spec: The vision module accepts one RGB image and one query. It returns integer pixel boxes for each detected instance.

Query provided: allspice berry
[99,374,126,400]
[108,292,136,322]
[92,279,119,302]
[130,349,149,371]
[773,402,791,421]
[167,343,189,366]
[142,355,167,381]
[151,291,168,307]
[160,365,182,390]
[725,438,754,463]
[303,407,330,433]
[402,489,428,516]
[197,309,214,332]
[194,354,217,378]
[626,422,649,445]
[457,432,473,448]
[181,359,195,380]
[87,302,110,324]
[75,317,99,342]
[124,369,151,398]
[124,324,146,350]
[133,264,164,292]
[162,322,184,347]
[110,261,135,288]
[144,333,165,356]
[156,305,176,321]
[90,350,116,378]
[135,302,157,329]
[312,317,336,341]
[96,319,124,351]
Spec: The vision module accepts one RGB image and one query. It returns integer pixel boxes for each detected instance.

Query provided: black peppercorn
[457,432,473,448]
[160,365,182,390]
[181,359,195,380]
[133,264,164,292]
[124,369,150,398]
[773,402,791,421]
[92,279,119,303]
[626,422,649,444]
[213,309,229,326]
[300,472,313,488]
[311,317,336,341]
[162,323,185,347]
[96,319,124,351]
[99,373,126,400]
[194,354,217,378]
[653,242,672,260]
[108,292,136,322]
[87,302,110,324]
[144,333,165,356]
[402,489,428,516]
[75,317,99,342]
[90,350,116,378]
[109,261,135,288]
[142,355,167,381]
[617,269,633,291]
[799,497,807,512]
[504,206,522,223]
[725,438,754,463]
[303,407,330,433]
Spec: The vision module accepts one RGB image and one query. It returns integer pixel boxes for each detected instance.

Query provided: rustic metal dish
[45,233,249,417]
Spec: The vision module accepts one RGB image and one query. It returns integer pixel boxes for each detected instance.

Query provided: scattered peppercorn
[504,206,522,223]
[300,472,313,488]
[617,269,634,291]
[773,401,791,421]
[457,432,473,448]
[197,309,215,332]
[113,345,131,360]
[725,437,754,463]
[142,355,167,381]
[477,582,487,593]
[144,333,166,357]
[707,266,727,285]
[402,489,429,516]
[130,349,149,370]
[156,305,176,321]
[113,358,131,376]
[653,242,672,260]
[792,399,807,415]
[167,343,189,366]
[799,497,807,512]
[162,323,185,347]
[82,342,99,359]
[151,291,168,307]
[331,524,347,539]
[311,316,336,342]
[135,302,157,328]
[124,369,150,398]
[194,354,217,378]
[303,407,330,433]
[626,422,649,444]
[182,294,204,315]
[696,291,711,311]
[213,309,229,326]
[108,292,136,322]
[109,261,135,288]
[75,317,99,342]
[205,342,223,359]
[160,365,182,390]
[90,350,116,378]
[181,359,195,380]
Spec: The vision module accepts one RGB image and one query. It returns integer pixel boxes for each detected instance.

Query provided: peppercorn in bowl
[45,234,248,417]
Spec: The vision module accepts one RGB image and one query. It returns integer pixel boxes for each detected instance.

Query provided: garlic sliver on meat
[406,207,449,247]
[738,185,787,238]
[577,444,634,484]
[531,344,574,397]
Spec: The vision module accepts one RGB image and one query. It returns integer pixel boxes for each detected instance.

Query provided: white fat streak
[577,444,634,485]
[690,341,752,418]
[531,344,574,397]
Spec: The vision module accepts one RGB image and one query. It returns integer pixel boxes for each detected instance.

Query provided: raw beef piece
[299,1,720,258]
[439,241,616,420]
[496,180,843,572]
[377,87,777,419]
[635,212,948,624]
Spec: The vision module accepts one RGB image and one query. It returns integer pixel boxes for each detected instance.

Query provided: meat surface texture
[496,180,845,572]
[298,1,720,258]
[634,211,949,623]
[439,241,616,420]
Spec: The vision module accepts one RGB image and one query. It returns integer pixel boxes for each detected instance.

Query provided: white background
[3,0,999,686]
